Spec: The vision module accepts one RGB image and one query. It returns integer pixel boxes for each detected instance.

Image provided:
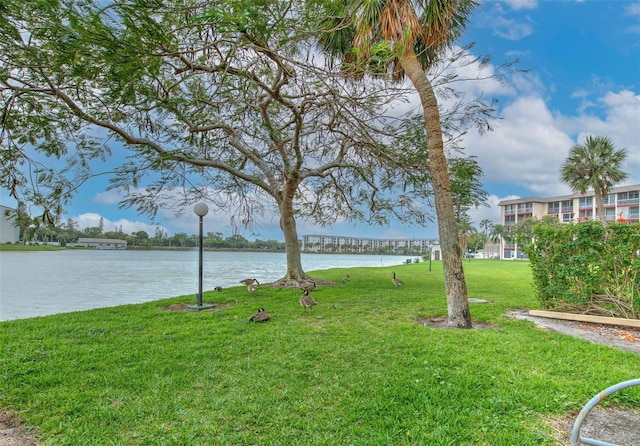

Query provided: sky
[2,0,639,241]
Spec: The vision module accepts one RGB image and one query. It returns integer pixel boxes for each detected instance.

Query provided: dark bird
[301,281,317,292]
[247,283,259,293]
[248,308,270,322]
[392,272,404,287]
[240,278,259,286]
[300,289,317,311]
[342,274,350,283]
[214,286,223,292]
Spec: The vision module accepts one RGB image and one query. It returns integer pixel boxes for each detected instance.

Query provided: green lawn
[0,243,64,251]
[1,260,638,445]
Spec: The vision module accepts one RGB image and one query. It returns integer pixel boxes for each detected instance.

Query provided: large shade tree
[560,135,628,222]
[1,0,434,285]
[316,0,478,327]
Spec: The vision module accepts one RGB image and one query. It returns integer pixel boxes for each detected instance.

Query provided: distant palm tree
[479,219,493,240]
[560,136,627,221]
[489,224,510,244]
[457,218,476,256]
[317,0,477,328]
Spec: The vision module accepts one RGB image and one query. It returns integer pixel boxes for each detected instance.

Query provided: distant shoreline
[0,244,410,256]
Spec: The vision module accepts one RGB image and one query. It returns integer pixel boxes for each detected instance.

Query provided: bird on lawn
[342,274,350,283]
[248,308,270,322]
[247,283,259,293]
[392,272,404,287]
[300,289,317,311]
[214,286,223,292]
[301,281,317,292]
[240,278,259,286]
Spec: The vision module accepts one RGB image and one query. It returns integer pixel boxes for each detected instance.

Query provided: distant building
[475,243,501,259]
[497,183,639,259]
[76,238,128,250]
[301,234,441,258]
[0,205,20,244]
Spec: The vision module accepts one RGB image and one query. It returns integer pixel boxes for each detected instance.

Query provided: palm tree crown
[560,135,627,221]
[320,0,476,80]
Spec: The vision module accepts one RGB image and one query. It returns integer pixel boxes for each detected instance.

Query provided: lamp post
[188,202,214,310]
[428,241,433,272]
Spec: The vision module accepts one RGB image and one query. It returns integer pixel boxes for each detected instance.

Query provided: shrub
[525,221,640,319]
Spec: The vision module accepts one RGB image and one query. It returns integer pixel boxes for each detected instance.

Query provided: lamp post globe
[194,202,209,217]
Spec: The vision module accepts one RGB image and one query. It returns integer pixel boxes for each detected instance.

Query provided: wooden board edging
[528,310,640,328]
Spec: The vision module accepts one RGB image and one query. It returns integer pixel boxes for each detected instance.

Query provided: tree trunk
[277,178,310,283]
[400,49,472,329]
[595,187,606,222]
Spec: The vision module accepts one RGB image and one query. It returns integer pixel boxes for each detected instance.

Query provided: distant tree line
[11,201,507,255]
[10,206,284,251]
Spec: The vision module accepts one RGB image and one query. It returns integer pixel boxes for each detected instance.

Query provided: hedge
[525,221,640,319]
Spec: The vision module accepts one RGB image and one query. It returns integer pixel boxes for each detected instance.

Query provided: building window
[517,202,533,214]
[562,213,574,223]
[618,191,640,206]
[603,193,616,206]
[578,197,593,209]
[504,204,516,215]
[547,201,560,214]
[505,215,516,225]
[561,200,573,212]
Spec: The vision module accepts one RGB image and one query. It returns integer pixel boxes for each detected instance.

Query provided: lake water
[0,250,406,321]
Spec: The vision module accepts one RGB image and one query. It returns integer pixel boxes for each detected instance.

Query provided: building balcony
[618,199,640,206]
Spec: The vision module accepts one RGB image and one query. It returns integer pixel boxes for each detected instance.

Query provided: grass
[1,260,639,445]
[0,243,64,251]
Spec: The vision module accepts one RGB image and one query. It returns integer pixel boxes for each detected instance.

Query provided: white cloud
[92,189,123,205]
[73,212,169,237]
[464,95,575,196]
[476,2,536,40]
[499,0,538,11]
[556,90,640,186]
[626,2,640,17]
[461,82,640,196]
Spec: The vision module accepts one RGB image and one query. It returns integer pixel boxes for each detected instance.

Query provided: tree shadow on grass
[163,302,234,313]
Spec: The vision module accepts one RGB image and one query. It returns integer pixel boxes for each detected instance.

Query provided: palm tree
[479,219,493,240]
[560,136,627,222]
[489,224,508,244]
[318,0,477,327]
[489,223,509,259]
[457,218,476,257]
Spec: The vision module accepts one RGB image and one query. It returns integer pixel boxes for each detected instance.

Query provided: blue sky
[2,0,639,241]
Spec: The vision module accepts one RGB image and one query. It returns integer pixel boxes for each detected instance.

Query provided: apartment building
[497,183,639,259]
[0,205,20,243]
[301,234,441,259]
